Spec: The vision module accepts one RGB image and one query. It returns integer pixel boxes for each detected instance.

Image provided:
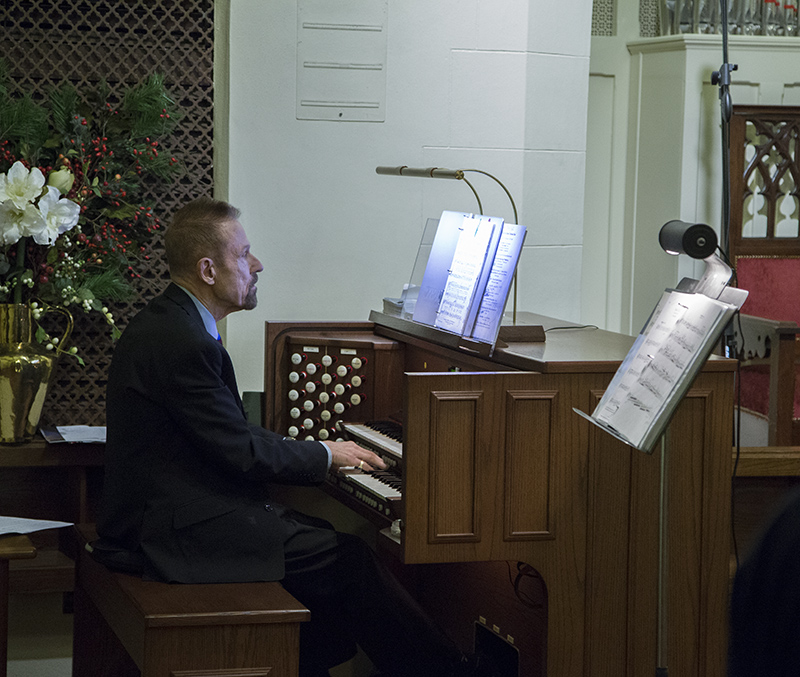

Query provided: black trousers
[278,508,462,677]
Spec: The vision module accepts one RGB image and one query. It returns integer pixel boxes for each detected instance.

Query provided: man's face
[212,218,264,314]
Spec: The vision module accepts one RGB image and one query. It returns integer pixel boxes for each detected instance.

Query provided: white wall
[221,0,593,392]
[582,1,640,334]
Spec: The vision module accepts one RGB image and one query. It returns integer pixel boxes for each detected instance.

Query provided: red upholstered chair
[729,106,800,446]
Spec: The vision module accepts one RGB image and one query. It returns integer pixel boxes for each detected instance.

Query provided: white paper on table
[0,516,73,536]
[56,425,106,443]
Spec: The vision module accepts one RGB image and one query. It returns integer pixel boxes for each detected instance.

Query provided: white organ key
[344,471,401,500]
[341,422,403,459]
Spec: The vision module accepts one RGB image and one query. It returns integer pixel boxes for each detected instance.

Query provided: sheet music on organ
[471,222,527,343]
[412,210,526,349]
[576,289,741,453]
[433,214,495,334]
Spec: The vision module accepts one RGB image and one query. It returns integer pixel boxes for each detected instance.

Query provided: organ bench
[71,524,309,677]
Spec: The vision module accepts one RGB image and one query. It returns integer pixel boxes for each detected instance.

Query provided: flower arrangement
[0,61,181,359]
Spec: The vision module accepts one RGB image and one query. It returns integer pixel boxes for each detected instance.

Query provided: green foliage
[0,60,184,357]
[49,84,80,138]
[120,73,182,139]
[4,95,49,165]
[80,268,134,303]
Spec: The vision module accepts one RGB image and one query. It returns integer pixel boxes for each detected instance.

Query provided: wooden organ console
[264,312,735,677]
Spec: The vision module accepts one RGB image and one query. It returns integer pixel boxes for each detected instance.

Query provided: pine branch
[80,268,133,302]
[120,73,180,139]
[0,60,17,144]
[0,60,48,156]
[49,84,79,138]
[13,95,49,161]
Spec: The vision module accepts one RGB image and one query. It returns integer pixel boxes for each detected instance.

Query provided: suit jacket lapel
[164,284,246,415]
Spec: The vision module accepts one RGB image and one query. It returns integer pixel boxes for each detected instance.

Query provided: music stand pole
[656,429,670,677]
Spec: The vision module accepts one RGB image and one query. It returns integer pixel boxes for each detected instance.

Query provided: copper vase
[0,304,73,444]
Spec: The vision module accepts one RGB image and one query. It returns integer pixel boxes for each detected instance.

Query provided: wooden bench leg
[0,560,8,677]
[72,584,138,677]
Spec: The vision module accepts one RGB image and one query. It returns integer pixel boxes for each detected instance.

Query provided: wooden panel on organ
[263,313,735,677]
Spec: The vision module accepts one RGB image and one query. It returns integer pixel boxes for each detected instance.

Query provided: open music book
[412,210,526,348]
[576,289,741,453]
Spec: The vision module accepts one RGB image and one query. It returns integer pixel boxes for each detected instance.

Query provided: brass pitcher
[0,304,74,444]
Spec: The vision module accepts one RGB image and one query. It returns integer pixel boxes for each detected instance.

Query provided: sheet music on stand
[576,287,743,453]
[411,210,526,352]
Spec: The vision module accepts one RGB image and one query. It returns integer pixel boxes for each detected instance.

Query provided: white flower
[0,161,45,211]
[0,200,46,246]
[30,186,80,245]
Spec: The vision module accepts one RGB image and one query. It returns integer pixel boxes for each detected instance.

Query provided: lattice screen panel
[640,0,661,37]
[0,0,214,426]
[592,0,615,36]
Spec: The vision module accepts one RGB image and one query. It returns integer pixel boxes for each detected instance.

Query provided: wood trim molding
[503,390,557,540]
[427,390,482,544]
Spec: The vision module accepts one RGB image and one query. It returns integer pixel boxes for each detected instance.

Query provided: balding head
[164,197,241,279]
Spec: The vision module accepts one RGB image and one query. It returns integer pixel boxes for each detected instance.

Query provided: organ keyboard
[341,421,402,471]
[341,421,403,462]
[264,313,735,677]
[330,420,405,524]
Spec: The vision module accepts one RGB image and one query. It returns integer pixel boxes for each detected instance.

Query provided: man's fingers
[329,441,386,470]
[355,456,384,472]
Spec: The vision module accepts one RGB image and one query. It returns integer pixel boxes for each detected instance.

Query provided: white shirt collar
[175,284,220,340]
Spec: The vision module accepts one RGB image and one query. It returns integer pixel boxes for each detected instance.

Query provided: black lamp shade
[659,220,717,259]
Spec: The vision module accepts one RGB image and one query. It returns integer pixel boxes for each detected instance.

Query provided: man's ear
[197,257,216,285]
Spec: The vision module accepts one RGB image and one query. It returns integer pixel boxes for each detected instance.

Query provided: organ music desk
[264,312,734,677]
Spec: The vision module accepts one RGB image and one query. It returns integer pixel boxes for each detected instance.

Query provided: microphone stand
[711,0,738,260]
[711,1,738,363]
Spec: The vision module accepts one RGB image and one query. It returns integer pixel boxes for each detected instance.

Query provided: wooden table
[0,534,36,677]
[0,441,103,593]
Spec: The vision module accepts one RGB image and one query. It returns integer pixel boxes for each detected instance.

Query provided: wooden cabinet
[0,441,104,593]
[264,312,737,677]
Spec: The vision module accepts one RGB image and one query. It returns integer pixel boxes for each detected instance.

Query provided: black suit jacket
[96,283,329,583]
[729,487,800,676]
